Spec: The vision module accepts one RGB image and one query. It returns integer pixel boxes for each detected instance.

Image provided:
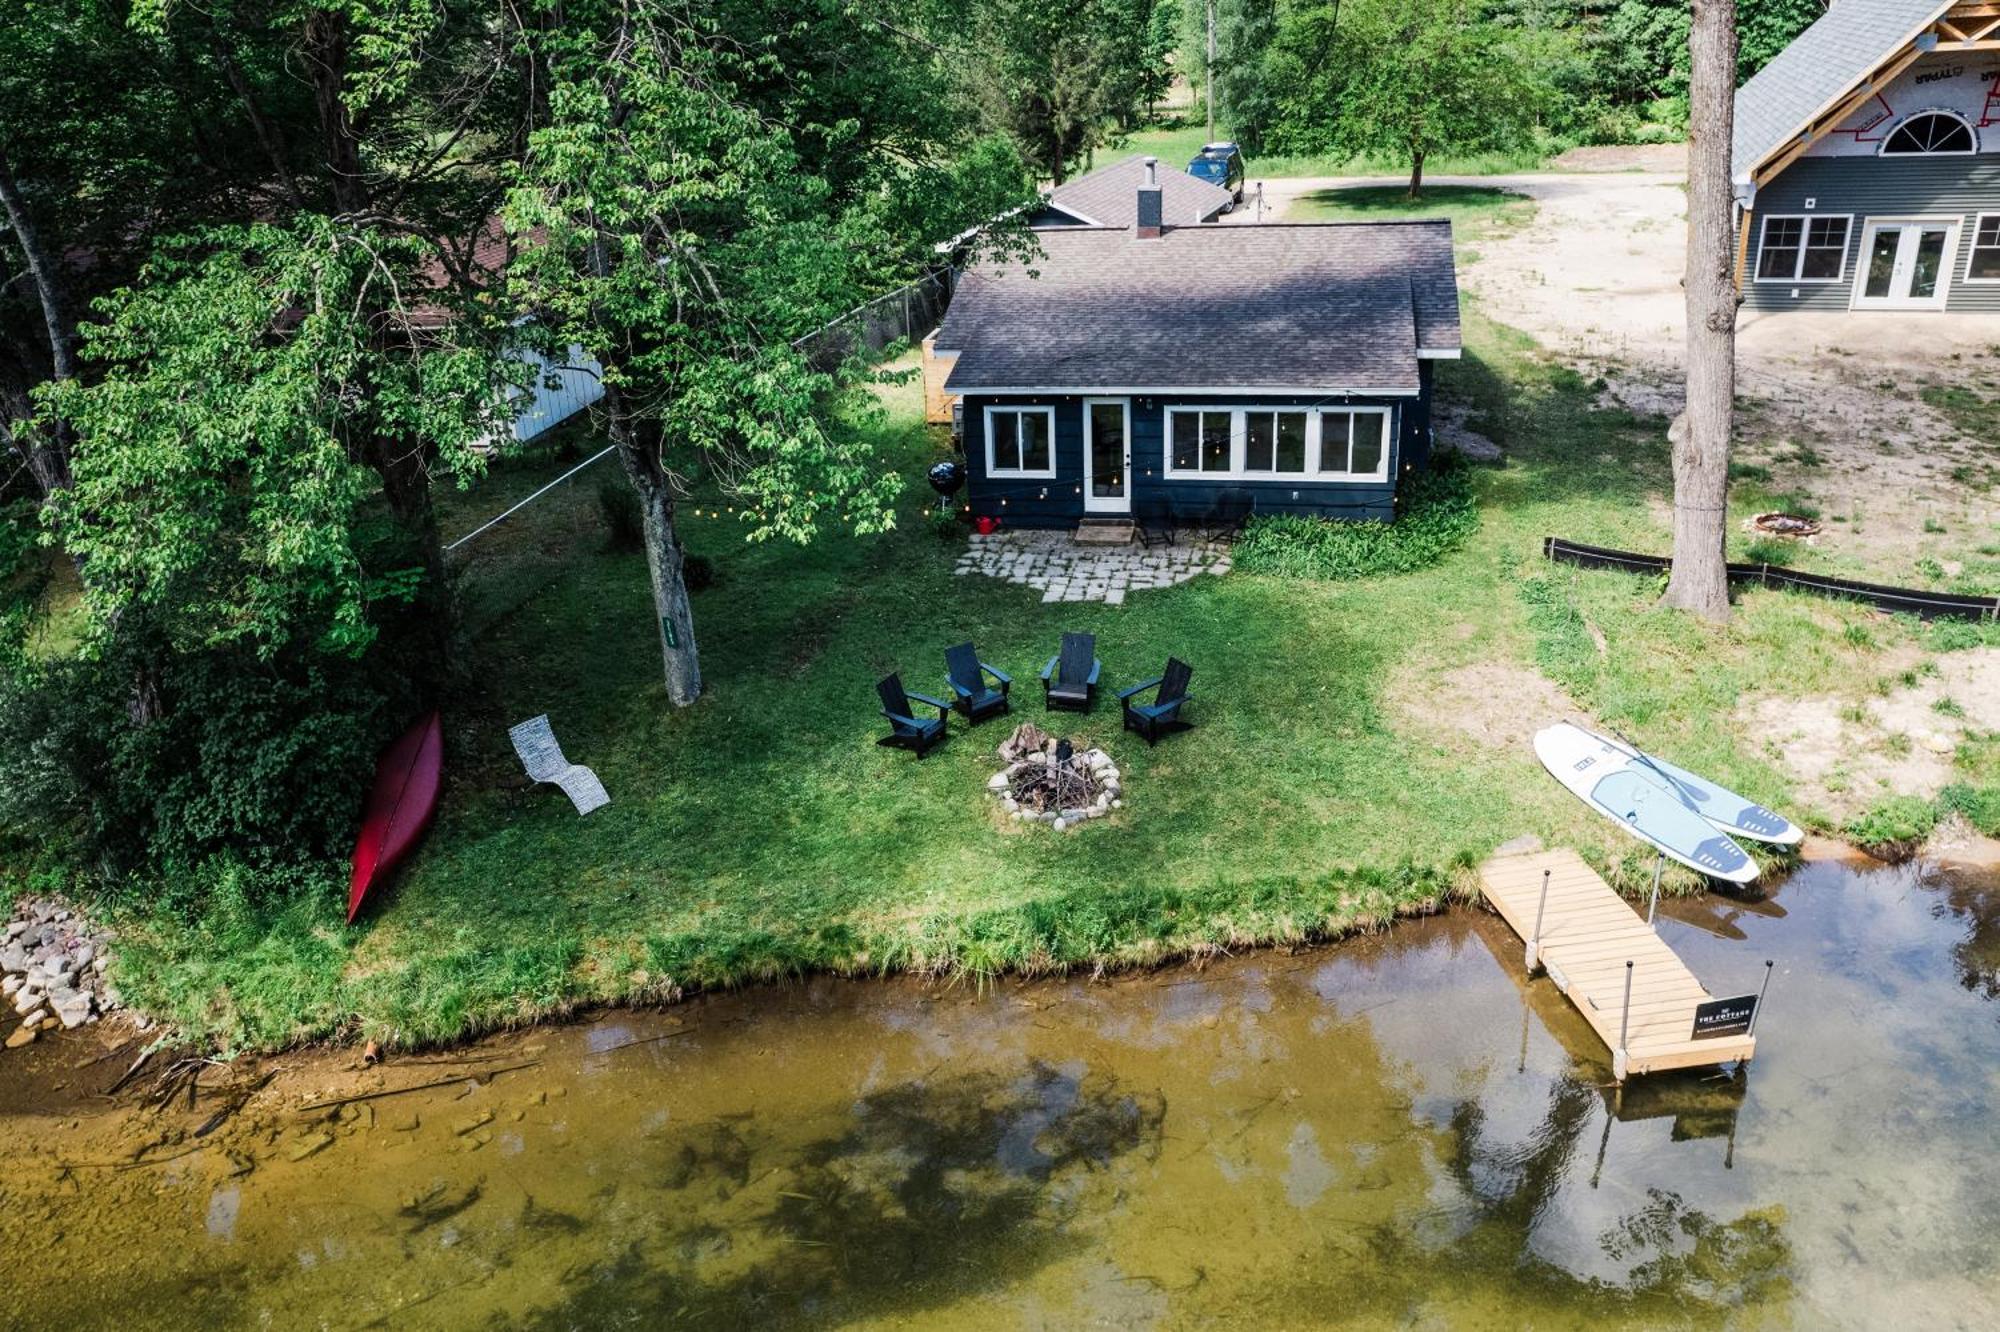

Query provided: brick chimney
[1135,156,1164,240]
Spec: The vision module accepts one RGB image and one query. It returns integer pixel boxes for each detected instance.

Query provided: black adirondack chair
[1210,489,1254,543]
[943,641,1011,723]
[1120,657,1194,746]
[876,674,951,758]
[1040,632,1101,712]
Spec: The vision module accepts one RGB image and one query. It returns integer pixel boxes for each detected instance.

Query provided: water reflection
[2,858,1997,1329]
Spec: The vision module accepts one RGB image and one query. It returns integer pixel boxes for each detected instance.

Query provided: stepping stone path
[951,531,1231,605]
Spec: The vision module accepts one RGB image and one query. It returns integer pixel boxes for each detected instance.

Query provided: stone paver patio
[952,531,1231,604]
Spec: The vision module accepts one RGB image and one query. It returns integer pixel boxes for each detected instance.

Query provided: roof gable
[1733,0,1955,183]
[935,222,1458,395]
[1045,155,1235,229]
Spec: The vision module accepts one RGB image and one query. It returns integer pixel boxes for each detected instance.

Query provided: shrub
[596,478,645,552]
[0,622,404,884]
[1232,465,1478,581]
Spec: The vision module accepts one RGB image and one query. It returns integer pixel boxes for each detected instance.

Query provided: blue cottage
[930,160,1462,531]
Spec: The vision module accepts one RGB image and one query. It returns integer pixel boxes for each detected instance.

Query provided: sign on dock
[1478,849,1759,1080]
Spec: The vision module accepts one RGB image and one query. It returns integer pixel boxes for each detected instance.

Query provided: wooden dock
[1479,849,1757,1080]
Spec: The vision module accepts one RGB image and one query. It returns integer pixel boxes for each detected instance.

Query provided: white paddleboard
[1591,728,1803,847]
[1534,723,1759,884]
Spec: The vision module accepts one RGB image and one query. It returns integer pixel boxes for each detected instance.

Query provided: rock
[5,1023,36,1049]
[1924,732,1955,755]
[91,956,108,975]
[1112,799,1123,809]
[387,1109,421,1131]
[453,1108,495,1136]
[17,1007,47,1030]
[4,921,25,940]
[287,1132,334,1162]
[1051,818,1068,832]
[0,945,26,973]
[12,990,41,1017]
[1000,797,1019,813]
[54,996,92,1030]
[986,773,1010,791]
[72,945,92,970]
[0,976,17,998]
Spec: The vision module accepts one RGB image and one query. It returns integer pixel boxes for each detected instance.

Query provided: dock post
[1526,869,1552,972]
[1645,852,1663,928]
[1613,960,1634,1082]
[1746,959,1775,1038]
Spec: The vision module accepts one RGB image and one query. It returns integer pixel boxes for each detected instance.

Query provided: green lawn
[105,205,2000,1053]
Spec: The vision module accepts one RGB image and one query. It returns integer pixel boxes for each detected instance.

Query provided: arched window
[1881,111,1976,155]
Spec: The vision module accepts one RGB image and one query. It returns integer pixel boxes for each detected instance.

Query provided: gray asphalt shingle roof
[935,222,1459,395]
[1045,154,1235,227]
[1733,0,1951,183]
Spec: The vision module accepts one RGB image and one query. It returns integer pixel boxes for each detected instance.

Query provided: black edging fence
[1543,537,2000,623]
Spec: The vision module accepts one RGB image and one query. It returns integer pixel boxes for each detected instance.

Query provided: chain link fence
[792,267,956,372]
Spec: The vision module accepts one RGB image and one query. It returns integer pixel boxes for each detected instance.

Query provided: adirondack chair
[876,674,952,758]
[1040,632,1101,712]
[1209,489,1254,542]
[1120,657,1194,746]
[943,641,1011,723]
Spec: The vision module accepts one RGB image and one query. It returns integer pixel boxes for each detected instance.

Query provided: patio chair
[1040,632,1101,712]
[944,641,1012,724]
[877,674,952,758]
[1210,489,1254,543]
[1120,657,1194,746]
[508,714,611,815]
[1137,497,1179,549]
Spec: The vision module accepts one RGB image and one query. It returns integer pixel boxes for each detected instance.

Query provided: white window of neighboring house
[1755,214,1852,282]
[1967,214,2000,283]
[984,405,1056,477]
[1880,111,1977,156]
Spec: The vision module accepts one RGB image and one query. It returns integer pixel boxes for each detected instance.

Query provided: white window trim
[1965,212,2000,284]
[1877,109,1979,158]
[1163,405,1392,483]
[982,404,1057,478]
[1752,213,1853,284]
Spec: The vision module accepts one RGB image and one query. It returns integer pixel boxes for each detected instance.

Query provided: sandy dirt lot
[1259,168,2000,571]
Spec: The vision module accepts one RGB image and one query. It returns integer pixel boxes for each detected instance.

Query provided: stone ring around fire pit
[987,723,1122,831]
[1748,511,1821,539]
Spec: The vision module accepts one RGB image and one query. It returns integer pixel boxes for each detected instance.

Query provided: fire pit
[987,723,1121,830]
[1749,511,1821,539]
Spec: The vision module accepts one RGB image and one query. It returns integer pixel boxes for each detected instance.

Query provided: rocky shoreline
[3,899,124,1048]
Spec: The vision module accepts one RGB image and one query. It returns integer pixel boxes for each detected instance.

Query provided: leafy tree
[1272,0,1545,197]
[1211,0,1281,152]
[968,0,1127,183]
[508,0,914,706]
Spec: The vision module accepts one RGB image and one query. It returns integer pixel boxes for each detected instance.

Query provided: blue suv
[1187,142,1245,206]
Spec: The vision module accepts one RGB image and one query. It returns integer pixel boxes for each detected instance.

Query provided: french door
[1082,398,1131,515]
[1850,218,1959,310]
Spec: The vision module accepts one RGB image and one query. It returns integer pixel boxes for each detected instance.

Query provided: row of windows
[1755,212,2000,285]
[983,405,1391,481]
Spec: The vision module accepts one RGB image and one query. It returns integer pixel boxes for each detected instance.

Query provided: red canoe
[347,711,444,924]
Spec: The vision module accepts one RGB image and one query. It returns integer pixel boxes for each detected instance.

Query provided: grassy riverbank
[86,194,1999,1052]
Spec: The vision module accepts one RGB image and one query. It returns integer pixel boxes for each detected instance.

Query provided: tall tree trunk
[605,385,702,707]
[1408,149,1425,200]
[1663,0,1736,621]
[0,145,77,496]
[303,9,371,215]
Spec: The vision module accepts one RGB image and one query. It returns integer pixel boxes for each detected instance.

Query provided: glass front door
[1083,399,1130,514]
[1853,220,1958,309]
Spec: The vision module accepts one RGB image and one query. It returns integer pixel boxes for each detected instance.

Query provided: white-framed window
[1754,214,1852,283]
[1880,111,1977,156]
[1967,213,2000,283]
[984,405,1056,477]
[1165,405,1391,482]
[1317,409,1388,479]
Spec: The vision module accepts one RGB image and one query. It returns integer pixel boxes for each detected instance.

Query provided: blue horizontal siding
[1745,154,2000,313]
[961,392,1422,527]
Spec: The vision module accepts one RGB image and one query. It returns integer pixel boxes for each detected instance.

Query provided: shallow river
[4,853,1999,1329]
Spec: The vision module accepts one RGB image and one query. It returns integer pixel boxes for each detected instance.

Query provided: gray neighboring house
[1032,154,1236,228]
[932,163,1461,529]
[1735,0,2000,312]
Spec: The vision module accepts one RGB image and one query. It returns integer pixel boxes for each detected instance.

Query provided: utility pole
[1206,0,1216,145]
